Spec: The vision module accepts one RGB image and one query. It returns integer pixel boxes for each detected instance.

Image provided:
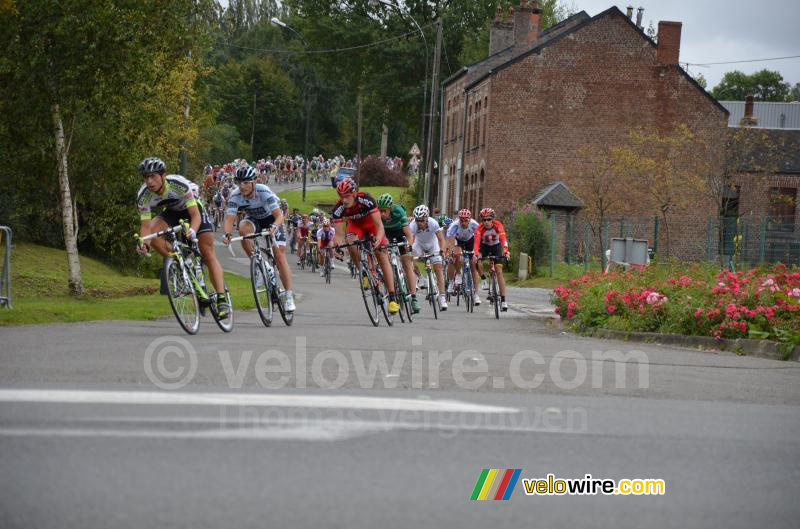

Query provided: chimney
[626,6,634,19]
[636,7,644,28]
[489,5,514,55]
[513,0,542,53]
[740,95,758,127]
[656,21,682,66]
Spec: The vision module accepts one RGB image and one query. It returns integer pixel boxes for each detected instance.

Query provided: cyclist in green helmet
[377,193,420,314]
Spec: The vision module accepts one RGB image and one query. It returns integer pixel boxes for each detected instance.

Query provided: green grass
[279,186,414,214]
[0,242,255,326]
[505,261,599,289]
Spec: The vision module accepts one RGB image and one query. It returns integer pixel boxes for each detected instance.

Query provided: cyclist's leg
[429,241,445,295]
[452,246,463,283]
[238,218,256,256]
[146,217,171,257]
[197,210,225,294]
[375,246,395,294]
[496,259,506,297]
[272,225,292,291]
[400,253,416,295]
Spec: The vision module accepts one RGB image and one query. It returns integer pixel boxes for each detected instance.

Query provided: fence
[511,214,800,277]
[0,226,11,308]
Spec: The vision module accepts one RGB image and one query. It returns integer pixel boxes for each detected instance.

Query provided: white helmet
[413,204,429,219]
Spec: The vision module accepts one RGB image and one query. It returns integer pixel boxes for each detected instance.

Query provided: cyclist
[135,157,229,317]
[221,166,295,312]
[308,214,321,263]
[296,214,311,265]
[377,193,420,314]
[317,218,337,277]
[474,207,510,311]
[446,208,482,306]
[410,204,448,311]
[287,208,301,253]
[331,178,400,315]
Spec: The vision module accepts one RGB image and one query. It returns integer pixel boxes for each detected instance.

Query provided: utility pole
[424,18,443,207]
[250,90,256,160]
[357,90,363,165]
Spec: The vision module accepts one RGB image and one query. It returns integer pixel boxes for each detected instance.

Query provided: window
[768,187,797,232]
[482,96,488,145]
[467,105,472,147]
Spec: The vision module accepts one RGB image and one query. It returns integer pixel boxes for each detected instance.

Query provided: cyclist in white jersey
[445,208,482,306]
[222,166,295,312]
[410,205,448,311]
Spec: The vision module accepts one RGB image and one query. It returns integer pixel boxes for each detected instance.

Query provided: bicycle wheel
[397,263,414,323]
[325,259,331,284]
[491,271,499,320]
[251,257,273,327]
[310,247,317,273]
[210,282,234,332]
[164,255,200,335]
[300,248,306,270]
[427,268,438,320]
[392,264,405,323]
[359,261,380,326]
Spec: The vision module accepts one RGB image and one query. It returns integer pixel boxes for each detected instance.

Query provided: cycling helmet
[336,177,357,195]
[376,193,394,209]
[139,157,166,175]
[280,198,288,205]
[235,165,258,182]
[413,204,429,219]
[322,218,331,227]
[479,207,496,219]
[458,208,472,220]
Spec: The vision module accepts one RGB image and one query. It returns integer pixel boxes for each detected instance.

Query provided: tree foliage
[711,69,793,102]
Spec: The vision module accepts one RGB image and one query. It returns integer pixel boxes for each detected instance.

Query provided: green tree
[0,0,209,290]
[711,69,792,101]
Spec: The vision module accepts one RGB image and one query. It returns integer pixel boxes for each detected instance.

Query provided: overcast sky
[571,0,800,90]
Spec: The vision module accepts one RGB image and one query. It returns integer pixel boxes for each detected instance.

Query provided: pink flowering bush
[552,263,800,354]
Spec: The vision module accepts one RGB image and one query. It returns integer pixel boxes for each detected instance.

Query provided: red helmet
[336,177,357,195]
[458,208,471,220]
[479,207,495,219]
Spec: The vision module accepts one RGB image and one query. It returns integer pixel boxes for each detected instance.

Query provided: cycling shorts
[241,216,287,246]
[157,207,213,235]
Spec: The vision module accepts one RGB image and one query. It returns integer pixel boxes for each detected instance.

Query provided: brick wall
[483,10,726,219]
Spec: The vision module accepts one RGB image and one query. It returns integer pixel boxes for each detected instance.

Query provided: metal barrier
[0,226,10,308]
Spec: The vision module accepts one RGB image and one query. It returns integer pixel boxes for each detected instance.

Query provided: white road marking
[0,389,519,414]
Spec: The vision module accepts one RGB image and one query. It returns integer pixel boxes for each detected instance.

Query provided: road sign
[409,143,420,156]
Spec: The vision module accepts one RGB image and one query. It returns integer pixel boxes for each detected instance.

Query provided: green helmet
[376,193,394,209]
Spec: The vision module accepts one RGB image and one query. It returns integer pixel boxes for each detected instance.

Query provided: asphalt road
[1,239,799,528]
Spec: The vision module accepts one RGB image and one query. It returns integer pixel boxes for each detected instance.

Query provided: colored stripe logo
[470,469,522,500]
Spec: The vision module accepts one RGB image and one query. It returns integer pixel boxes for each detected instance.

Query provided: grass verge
[0,242,255,326]
[278,186,414,213]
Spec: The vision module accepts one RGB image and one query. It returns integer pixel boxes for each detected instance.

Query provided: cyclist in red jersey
[331,178,399,315]
[296,214,311,265]
[473,207,510,311]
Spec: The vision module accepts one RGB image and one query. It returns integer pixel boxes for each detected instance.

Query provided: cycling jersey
[382,204,409,231]
[317,227,336,247]
[446,219,479,242]
[474,219,509,253]
[331,192,386,245]
[331,192,378,223]
[410,217,442,246]
[225,184,279,220]
[137,174,199,221]
[297,220,311,238]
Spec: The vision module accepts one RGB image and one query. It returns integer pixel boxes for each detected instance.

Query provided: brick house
[436,1,729,261]
[723,99,800,262]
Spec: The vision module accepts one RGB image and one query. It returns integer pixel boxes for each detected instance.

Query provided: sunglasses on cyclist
[481,218,493,222]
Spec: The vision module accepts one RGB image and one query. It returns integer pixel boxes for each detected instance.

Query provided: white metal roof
[720,101,800,129]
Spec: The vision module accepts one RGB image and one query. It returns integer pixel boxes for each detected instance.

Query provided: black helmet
[139,157,166,175]
[235,165,258,182]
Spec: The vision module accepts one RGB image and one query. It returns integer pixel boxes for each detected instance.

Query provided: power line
[223,22,436,55]
[685,54,800,67]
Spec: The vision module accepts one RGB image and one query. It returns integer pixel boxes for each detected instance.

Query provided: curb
[588,327,800,362]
